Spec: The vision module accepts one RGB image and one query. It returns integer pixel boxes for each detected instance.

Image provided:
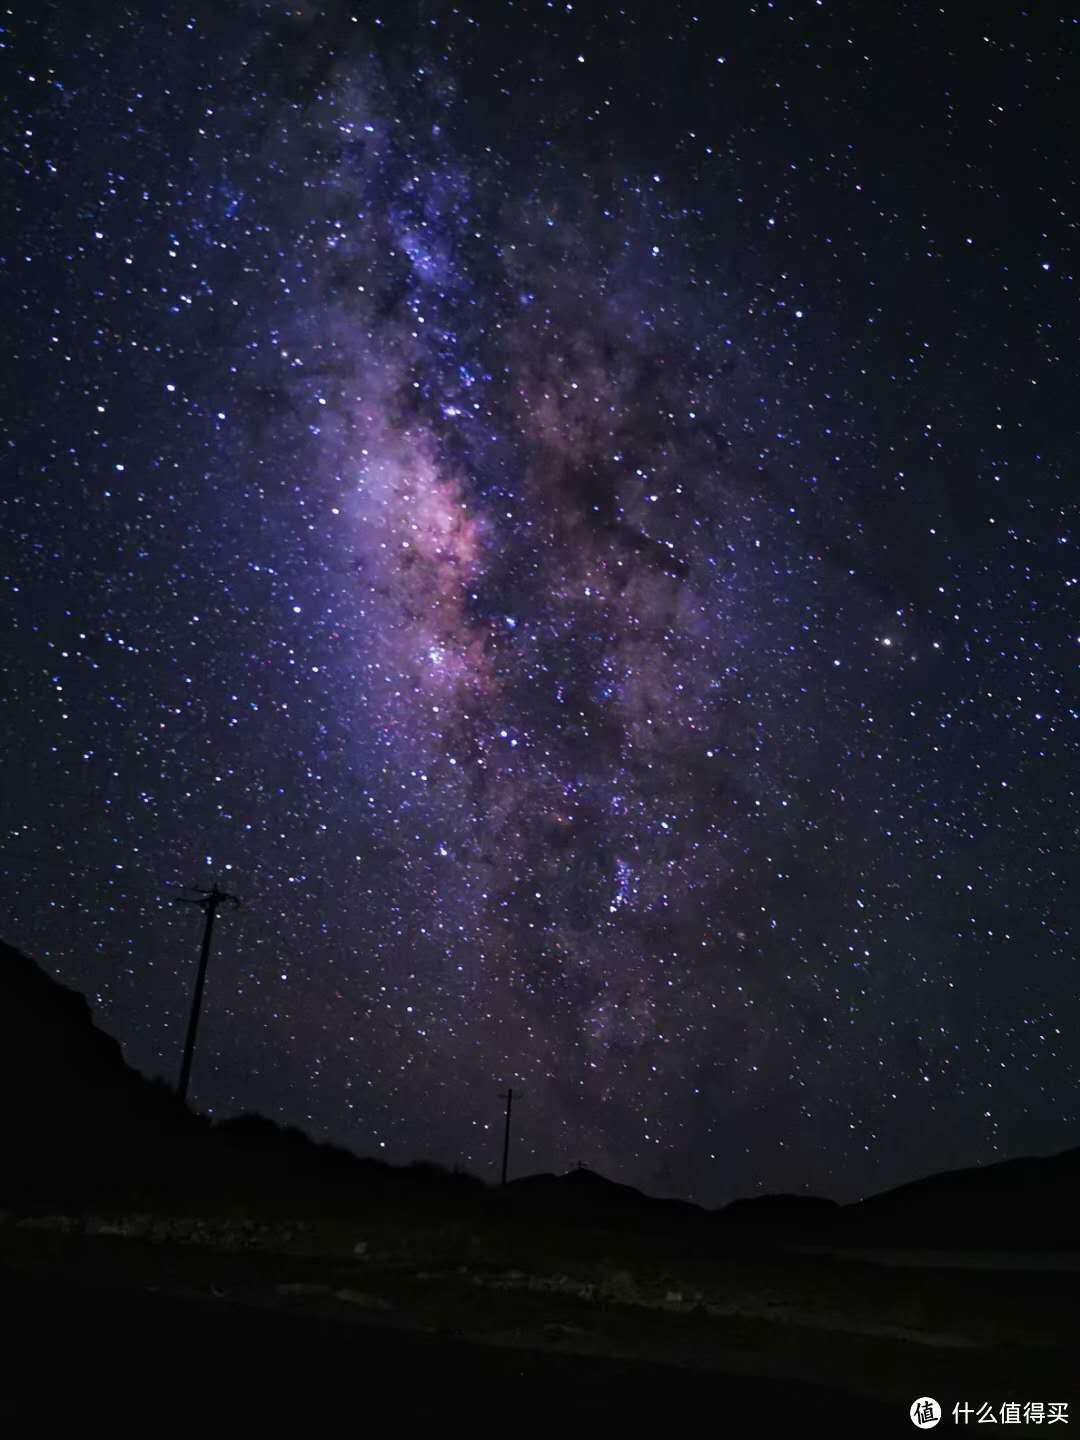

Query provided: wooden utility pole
[500,1087,515,1186]
[173,884,239,1104]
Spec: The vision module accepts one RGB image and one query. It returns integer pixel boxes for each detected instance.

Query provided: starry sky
[3,1,1077,1205]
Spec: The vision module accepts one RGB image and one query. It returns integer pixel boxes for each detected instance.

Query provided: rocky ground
[1,1211,1075,1428]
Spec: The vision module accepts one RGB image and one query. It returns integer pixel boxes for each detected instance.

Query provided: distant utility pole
[500,1086,517,1187]
[173,884,240,1104]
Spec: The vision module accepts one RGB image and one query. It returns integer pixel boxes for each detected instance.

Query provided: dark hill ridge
[0,938,197,1205]
[0,939,185,1124]
[724,1193,840,1217]
[0,938,480,1213]
[2,938,1078,1245]
[719,1157,1080,1247]
[504,1165,700,1226]
[859,1147,1080,1209]
[847,1145,1080,1246]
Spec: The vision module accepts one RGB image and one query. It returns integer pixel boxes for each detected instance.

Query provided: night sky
[4,1,1077,1205]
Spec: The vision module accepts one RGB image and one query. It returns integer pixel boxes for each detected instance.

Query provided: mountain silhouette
[2,937,1076,1247]
[504,1165,700,1227]
[0,939,478,1214]
[848,1146,1080,1246]
[724,1193,840,1218]
[0,939,197,1207]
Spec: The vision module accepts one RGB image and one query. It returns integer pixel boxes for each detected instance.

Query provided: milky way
[4,2,1077,1202]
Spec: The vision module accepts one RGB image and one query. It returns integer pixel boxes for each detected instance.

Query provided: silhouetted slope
[860,1147,1080,1208]
[0,940,480,1213]
[715,1153,1080,1248]
[0,939,196,1205]
[3,937,1075,1246]
[206,1112,484,1215]
[850,1146,1080,1246]
[724,1193,840,1218]
[505,1166,700,1228]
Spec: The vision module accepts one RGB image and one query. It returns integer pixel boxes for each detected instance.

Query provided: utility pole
[173,883,239,1104]
[500,1086,517,1187]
